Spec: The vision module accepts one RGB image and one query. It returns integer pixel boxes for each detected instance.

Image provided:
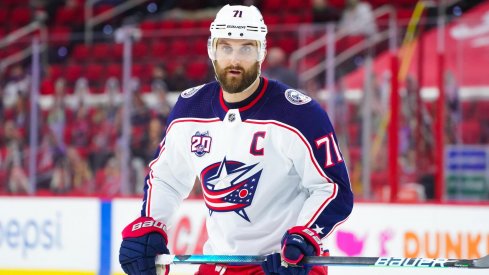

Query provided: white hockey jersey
[141,77,353,255]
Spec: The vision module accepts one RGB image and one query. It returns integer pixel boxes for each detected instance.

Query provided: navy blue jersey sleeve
[260,81,353,238]
[298,100,353,238]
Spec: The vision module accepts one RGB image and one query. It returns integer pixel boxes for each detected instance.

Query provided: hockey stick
[156,254,489,269]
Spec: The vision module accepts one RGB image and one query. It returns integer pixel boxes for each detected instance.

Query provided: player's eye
[220,45,233,54]
[240,46,252,54]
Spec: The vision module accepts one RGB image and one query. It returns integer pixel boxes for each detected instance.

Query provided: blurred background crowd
[1,0,488,201]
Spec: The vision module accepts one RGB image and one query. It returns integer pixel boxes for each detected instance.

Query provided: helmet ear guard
[207,37,213,60]
[208,4,268,62]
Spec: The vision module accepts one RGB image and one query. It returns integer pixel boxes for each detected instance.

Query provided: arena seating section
[0,0,422,93]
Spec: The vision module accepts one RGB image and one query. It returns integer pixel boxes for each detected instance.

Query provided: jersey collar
[219,77,269,113]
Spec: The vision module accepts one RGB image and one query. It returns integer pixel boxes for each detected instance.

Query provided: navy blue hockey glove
[262,226,322,275]
[119,217,170,275]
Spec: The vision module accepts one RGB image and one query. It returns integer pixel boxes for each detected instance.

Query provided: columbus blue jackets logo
[285,89,312,105]
[191,131,212,157]
[201,158,262,222]
[181,84,204,98]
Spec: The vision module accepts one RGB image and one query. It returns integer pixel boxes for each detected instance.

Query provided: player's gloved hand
[119,217,170,275]
[262,226,322,275]
[262,253,282,275]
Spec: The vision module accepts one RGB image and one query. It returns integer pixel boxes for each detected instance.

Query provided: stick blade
[474,255,489,268]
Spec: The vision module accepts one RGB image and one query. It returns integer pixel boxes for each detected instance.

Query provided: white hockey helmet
[208,4,268,62]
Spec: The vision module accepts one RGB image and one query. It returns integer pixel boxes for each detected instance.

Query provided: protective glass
[213,40,260,62]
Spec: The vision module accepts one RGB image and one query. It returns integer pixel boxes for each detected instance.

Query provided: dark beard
[215,61,260,94]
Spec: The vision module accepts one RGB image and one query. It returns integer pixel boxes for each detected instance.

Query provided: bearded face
[214,61,260,94]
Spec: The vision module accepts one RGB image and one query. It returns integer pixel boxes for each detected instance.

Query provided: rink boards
[0,197,488,275]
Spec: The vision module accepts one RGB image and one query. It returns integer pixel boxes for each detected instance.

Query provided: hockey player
[119,4,353,275]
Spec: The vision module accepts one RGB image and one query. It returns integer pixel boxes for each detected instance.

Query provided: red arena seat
[150,41,169,58]
[10,7,31,26]
[92,43,112,62]
[106,63,122,79]
[263,0,281,11]
[133,42,149,59]
[140,21,159,37]
[72,44,91,62]
[65,64,84,84]
[186,60,209,82]
[50,26,71,47]
[85,63,106,83]
[0,9,9,25]
[170,40,189,57]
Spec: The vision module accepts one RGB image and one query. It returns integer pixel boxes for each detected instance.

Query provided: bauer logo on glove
[131,220,166,232]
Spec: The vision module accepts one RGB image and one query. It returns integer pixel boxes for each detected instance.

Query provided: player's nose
[229,53,242,65]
